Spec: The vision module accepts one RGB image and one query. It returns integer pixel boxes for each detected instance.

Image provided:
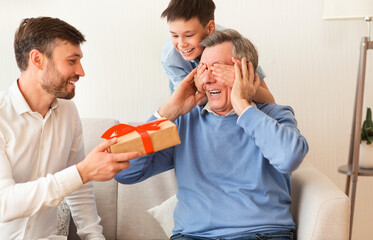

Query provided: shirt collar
[201,102,236,116]
[9,80,59,115]
[201,101,257,116]
[50,98,59,110]
[191,56,200,67]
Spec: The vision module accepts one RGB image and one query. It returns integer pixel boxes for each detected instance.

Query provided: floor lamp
[323,0,373,239]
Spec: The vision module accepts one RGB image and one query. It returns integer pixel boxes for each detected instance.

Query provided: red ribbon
[101,119,168,155]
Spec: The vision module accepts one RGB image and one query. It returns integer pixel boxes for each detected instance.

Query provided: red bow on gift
[101,119,168,155]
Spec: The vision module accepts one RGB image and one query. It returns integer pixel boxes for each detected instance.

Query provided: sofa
[59,118,350,240]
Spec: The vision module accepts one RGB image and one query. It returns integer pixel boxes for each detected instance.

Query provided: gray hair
[200,29,258,69]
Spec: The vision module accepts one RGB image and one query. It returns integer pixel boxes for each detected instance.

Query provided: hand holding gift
[77,138,141,183]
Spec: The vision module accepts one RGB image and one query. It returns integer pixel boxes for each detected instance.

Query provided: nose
[76,62,85,77]
[179,37,188,48]
[201,68,216,85]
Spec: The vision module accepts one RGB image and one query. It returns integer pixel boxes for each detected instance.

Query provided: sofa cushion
[147,194,177,238]
[57,200,70,237]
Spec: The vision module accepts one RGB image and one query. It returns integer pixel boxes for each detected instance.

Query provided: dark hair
[161,0,215,26]
[200,29,258,70]
[14,17,86,71]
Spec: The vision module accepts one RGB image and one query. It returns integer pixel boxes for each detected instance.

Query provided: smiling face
[40,40,85,99]
[200,41,234,115]
[169,17,214,61]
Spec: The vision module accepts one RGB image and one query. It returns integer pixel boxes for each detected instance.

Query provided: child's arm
[253,81,275,103]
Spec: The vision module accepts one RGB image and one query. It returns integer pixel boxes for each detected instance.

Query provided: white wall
[0,0,372,239]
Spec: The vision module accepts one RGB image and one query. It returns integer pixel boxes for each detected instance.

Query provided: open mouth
[182,49,193,53]
[209,90,221,96]
[180,48,194,55]
[68,76,79,87]
[68,81,76,88]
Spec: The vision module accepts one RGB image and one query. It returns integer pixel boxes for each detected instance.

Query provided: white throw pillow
[147,194,178,238]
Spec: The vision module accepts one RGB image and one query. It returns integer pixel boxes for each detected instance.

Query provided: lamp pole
[347,17,373,240]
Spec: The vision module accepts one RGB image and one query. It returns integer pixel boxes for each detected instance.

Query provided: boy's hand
[194,64,208,105]
[231,57,260,116]
[159,68,206,121]
[210,63,235,88]
[77,138,141,184]
[194,63,207,93]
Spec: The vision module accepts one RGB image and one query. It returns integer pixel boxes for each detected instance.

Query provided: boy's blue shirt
[161,24,266,93]
[115,103,309,238]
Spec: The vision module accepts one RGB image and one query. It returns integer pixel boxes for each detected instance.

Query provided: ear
[29,49,45,70]
[206,20,215,35]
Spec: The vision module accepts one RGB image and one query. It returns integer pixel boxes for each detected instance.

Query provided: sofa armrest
[291,167,350,240]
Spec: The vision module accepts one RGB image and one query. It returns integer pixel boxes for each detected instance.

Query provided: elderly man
[0,17,140,240]
[115,29,308,240]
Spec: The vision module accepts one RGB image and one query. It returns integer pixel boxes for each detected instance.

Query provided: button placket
[37,112,52,178]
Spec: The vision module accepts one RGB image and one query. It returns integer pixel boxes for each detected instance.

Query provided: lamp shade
[323,0,373,20]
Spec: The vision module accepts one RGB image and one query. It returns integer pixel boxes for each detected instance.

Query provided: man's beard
[40,60,78,100]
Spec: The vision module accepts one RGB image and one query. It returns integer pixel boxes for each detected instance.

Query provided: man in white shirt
[0,17,140,240]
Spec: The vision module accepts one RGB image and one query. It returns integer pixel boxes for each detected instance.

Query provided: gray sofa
[61,118,350,240]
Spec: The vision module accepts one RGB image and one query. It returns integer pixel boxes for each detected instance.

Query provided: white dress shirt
[0,81,104,240]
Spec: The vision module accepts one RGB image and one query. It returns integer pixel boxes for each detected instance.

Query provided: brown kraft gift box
[104,118,181,156]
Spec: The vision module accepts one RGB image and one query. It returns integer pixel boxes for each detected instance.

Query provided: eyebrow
[170,30,195,34]
[67,53,83,58]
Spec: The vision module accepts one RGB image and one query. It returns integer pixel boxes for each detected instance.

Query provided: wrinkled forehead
[200,41,234,66]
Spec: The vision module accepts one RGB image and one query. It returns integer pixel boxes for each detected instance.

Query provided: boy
[161,0,274,104]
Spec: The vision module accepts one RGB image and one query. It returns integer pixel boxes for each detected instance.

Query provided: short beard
[41,60,76,100]
[41,80,75,100]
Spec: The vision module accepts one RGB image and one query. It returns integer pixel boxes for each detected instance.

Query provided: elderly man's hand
[211,61,274,105]
[194,63,207,93]
[159,68,206,121]
[231,57,260,116]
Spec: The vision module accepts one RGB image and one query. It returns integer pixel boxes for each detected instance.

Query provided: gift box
[101,118,181,155]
